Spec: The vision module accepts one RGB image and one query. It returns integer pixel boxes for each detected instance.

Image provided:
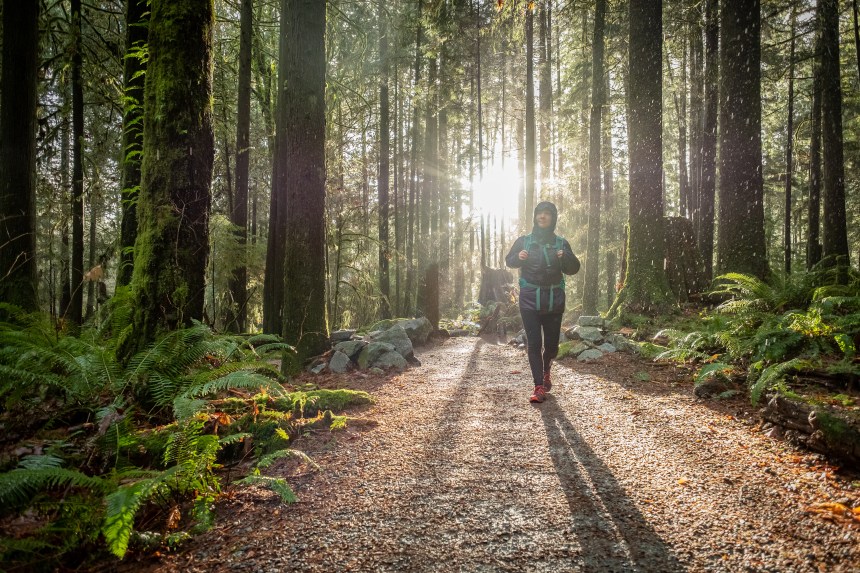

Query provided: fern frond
[234,474,297,504]
[255,448,317,470]
[0,468,108,510]
[218,432,252,446]
[182,371,284,400]
[749,358,813,404]
[173,397,209,421]
[694,363,734,385]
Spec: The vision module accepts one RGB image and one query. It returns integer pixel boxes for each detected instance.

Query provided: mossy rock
[287,389,373,417]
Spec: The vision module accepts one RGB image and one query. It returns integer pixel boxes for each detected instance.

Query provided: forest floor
[115,337,859,573]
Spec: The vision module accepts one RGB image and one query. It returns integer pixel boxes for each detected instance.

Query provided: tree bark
[123,0,215,356]
[0,0,39,311]
[819,0,850,269]
[610,0,672,317]
[699,0,718,283]
[70,0,85,326]
[525,4,536,221]
[378,0,392,319]
[117,0,148,289]
[538,3,551,189]
[807,26,823,269]
[582,0,606,316]
[784,6,796,275]
[226,0,253,333]
[717,0,767,279]
[280,0,328,368]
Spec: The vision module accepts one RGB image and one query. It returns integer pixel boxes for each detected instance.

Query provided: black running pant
[521,309,563,386]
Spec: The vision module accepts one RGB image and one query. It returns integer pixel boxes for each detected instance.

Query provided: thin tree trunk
[807,24,823,269]
[227,0,252,333]
[582,0,606,316]
[0,0,39,310]
[538,3,551,189]
[70,0,85,326]
[405,0,424,316]
[784,5,796,275]
[525,3,536,223]
[85,191,97,319]
[378,0,391,319]
[699,0,718,282]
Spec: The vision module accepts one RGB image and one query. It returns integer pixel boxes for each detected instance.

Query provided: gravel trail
[140,337,859,573]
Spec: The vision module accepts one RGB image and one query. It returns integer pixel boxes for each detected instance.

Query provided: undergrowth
[652,267,860,404]
[0,298,358,569]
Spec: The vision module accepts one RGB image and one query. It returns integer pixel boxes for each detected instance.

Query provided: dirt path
[136,338,859,573]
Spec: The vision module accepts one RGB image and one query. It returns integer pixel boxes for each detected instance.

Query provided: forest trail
[135,338,859,573]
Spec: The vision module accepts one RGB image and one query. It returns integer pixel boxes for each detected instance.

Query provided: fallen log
[761,394,860,468]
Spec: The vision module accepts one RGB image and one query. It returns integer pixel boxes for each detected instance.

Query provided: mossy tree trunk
[70,0,85,326]
[124,0,214,355]
[609,0,672,319]
[716,0,768,279]
[280,0,328,369]
[698,0,718,283]
[378,0,392,320]
[0,0,39,311]
[117,0,149,289]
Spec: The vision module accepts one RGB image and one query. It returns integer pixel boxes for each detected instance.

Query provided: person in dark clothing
[505,201,580,403]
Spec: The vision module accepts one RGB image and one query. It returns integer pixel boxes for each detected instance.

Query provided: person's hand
[518,250,528,260]
[556,250,564,258]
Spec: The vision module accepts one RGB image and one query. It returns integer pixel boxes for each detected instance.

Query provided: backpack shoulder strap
[523,233,533,252]
[555,236,563,251]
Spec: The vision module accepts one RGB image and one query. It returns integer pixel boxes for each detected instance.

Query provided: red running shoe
[529,385,546,403]
[543,371,552,392]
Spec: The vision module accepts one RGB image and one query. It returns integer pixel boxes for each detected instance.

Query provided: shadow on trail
[540,397,685,572]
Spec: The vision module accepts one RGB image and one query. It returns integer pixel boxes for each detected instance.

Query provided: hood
[531,201,558,241]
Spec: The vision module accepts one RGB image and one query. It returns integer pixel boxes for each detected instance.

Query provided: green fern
[234,474,297,504]
[749,358,813,405]
[0,467,108,511]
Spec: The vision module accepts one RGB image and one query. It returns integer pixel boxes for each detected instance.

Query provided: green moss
[286,389,373,417]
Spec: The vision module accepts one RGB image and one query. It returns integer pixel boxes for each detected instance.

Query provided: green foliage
[280,388,374,417]
[0,310,321,566]
[653,271,860,404]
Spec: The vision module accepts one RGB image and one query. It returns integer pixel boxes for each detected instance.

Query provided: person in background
[505,201,580,403]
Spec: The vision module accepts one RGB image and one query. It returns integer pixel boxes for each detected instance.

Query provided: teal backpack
[518,233,565,311]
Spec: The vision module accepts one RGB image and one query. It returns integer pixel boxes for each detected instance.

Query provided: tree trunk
[819,0,850,269]
[70,0,85,326]
[698,0,718,283]
[603,72,616,310]
[665,217,708,302]
[717,0,767,279]
[784,6,796,275]
[226,0,253,333]
[0,0,39,311]
[807,26,823,269]
[610,0,672,317]
[525,4,536,222]
[378,0,392,319]
[538,3,551,189]
[404,0,424,316]
[689,2,704,232]
[117,0,148,289]
[582,0,606,316]
[280,0,328,368]
[123,0,214,356]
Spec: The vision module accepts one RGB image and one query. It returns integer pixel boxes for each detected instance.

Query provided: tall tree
[610,0,672,316]
[226,0,253,332]
[538,2,551,188]
[807,27,823,269]
[280,0,328,367]
[123,0,215,355]
[117,0,149,288]
[819,0,849,268]
[378,0,392,319]
[784,5,796,275]
[524,2,536,220]
[716,0,767,278]
[698,0,718,282]
[0,0,40,310]
[582,0,606,316]
[70,0,85,325]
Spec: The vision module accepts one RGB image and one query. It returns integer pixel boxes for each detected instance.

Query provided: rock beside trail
[358,342,397,369]
[368,324,414,360]
[314,320,426,374]
[334,340,367,361]
[366,317,433,346]
[511,316,639,362]
[329,329,356,343]
[329,351,352,373]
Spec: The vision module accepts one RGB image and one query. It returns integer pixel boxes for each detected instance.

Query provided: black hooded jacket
[505,201,580,312]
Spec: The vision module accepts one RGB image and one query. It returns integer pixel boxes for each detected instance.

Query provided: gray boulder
[357,342,396,369]
[597,342,617,353]
[329,351,352,373]
[578,315,605,328]
[310,362,327,374]
[369,324,414,359]
[372,350,408,371]
[577,348,604,362]
[334,339,368,361]
[448,329,471,337]
[398,317,432,345]
[567,325,603,343]
[330,329,356,343]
